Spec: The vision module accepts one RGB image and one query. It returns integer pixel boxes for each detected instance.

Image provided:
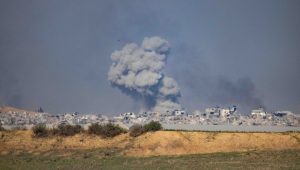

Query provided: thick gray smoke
[171,44,264,113]
[108,37,181,113]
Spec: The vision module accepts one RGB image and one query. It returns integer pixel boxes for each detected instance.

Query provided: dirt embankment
[0,130,299,156]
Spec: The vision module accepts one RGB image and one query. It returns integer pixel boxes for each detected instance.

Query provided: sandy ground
[0,130,299,156]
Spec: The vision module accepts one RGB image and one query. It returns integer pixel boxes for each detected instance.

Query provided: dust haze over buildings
[0,0,299,114]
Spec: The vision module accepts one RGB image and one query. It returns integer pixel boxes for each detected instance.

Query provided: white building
[251,108,266,117]
[205,107,219,115]
[174,110,185,116]
[220,108,231,118]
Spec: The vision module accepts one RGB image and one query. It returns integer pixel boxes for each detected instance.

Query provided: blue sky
[0,0,299,114]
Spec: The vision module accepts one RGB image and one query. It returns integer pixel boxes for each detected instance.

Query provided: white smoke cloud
[159,77,180,97]
[108,36,181,112]
[141,37,170,53]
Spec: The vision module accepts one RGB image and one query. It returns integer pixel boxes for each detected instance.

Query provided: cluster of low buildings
[114,106,300,127]
[0,106,299,130]
[0,109,110,130]
[0,110,47,126]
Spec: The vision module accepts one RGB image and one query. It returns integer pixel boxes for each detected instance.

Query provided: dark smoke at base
[212,76,264,109]
[0,67,23,108]
[195,76,264,113]
[170,44,265,114]
[178,74,264,114]
[108,37,182,112]
[110,83,157,110]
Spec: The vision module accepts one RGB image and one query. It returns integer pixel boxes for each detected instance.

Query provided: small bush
[143,121,162,132]
[102,123,126,138]
[129,124,144,137]
[51,124,83,136]
[87,123,103,135]
[88,123,126,138]
[129,121,162,137]
[32,124,49,137]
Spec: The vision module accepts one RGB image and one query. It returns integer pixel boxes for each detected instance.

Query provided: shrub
[129,121,162,137]
[74,125,83,133]
[87,123,103,135]
[32,124,49,137]
[88,123,126,138]
[51,124,83,136]
[129,124,144,137]
[143,121,162,132]
[101,123,126,138]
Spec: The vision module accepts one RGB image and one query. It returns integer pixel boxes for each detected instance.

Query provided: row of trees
[32,124,84,137]
[32,121,162,138]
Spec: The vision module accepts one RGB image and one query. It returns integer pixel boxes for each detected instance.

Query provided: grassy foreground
[0,149,299,170]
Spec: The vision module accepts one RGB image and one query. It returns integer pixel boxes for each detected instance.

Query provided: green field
[0,149,299,170]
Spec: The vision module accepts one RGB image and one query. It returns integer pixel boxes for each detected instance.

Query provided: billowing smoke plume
[108,37,181,113]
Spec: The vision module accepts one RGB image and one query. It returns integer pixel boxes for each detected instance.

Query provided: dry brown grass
[0,130,299,157]
[126,131,300,156]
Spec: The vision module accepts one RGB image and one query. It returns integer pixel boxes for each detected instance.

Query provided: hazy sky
[0,0,299,114]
